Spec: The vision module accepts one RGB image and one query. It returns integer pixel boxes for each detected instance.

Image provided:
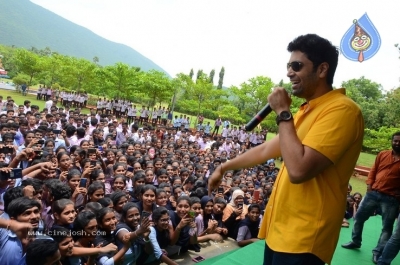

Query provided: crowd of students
[0,94,279,265]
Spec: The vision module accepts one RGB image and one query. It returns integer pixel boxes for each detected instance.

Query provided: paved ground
[165,238,239,264]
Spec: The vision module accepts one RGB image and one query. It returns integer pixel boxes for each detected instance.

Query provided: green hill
[0,0,168,73]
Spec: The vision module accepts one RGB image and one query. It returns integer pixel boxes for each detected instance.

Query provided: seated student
[25,239,61,265]
[115,202,152,265]
[48,226,75,265]
[0,197,41,265]
[196,196,225,243]
[342,195,356,228]
[222,189,248,239]
[71,211,109,265]
[87,182,105,203]
[110,191,128,221]
[169,196,198,254]
[137,184,157,218]
[145,208,178,265]
[156,188,168,208]
[66,169,87,208]
[94,207,130,265]
[150,207,174,255]
[52,199,76,229]
[236,204,261,247]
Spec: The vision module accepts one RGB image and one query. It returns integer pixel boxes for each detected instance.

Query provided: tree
[189,68,194,79]
[196,69,203,82]
[59,57,96,92]
[217,67,225,89]
[137,70,172,107]
[209,69,215,84]
[93,56,100,65]
[342,77,385,130]
[341,76,383,103]
[14,49,43,85]
[39,53,64,86]
[100,62,141,99]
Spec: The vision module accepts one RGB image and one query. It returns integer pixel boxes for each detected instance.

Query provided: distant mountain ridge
[0,0,168,74]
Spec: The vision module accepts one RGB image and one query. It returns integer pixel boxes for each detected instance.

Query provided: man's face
[0,116,6,123]
[47,131,55,140]
[287,51,320,100]
[19,124,28,133]
[392,136,400,153]
[29,116,36,125]
[0,126,9,136]
[15,206,41,228]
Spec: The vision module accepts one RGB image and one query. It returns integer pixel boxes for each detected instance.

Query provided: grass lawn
[0,88,91,114]
[349,176,367,196]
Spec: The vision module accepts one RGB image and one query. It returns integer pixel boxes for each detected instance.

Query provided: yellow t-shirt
[258,88,364,264]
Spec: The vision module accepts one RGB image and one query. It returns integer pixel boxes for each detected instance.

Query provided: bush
[363,127,400,154]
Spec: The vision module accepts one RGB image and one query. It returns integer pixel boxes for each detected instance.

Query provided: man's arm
[366,153,379,191]
[278,120,332,184]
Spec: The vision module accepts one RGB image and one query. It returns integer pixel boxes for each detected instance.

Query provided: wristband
[143,237,150,243]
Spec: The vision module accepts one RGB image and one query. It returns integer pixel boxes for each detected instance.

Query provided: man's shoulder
[377,150,393,158]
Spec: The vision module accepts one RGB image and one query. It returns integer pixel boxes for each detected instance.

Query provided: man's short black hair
[7,197,41,219]
[26,239,60,265]
[287,34,339,86]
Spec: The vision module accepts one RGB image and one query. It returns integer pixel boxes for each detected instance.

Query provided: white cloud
[31,0,400,90]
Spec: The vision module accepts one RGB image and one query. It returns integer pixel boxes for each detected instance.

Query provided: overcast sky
[31,0,400,91]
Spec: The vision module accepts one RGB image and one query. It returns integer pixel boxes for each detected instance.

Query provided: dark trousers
[352,190,399,255]
[263,243,325,265]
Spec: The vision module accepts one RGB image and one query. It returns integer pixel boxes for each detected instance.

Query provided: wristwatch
[276,111,293,125]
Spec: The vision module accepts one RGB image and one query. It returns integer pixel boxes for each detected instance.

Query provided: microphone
[244,104,272,131]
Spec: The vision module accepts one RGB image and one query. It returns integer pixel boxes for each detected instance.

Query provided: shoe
[372,254,379,264]
[341,241,361,249]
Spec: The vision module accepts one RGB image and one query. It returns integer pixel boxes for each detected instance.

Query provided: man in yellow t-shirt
[208,34,364,265]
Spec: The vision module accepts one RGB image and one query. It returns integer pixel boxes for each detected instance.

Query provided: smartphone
[192,256,205,263]
[0,168,23,181]
[53,129,61,134]
[142,211,151,221]
[188,210,196,218]
[0,147,13,154]
[97,146,103,152]
[226,179,232,186]
[218,187,224,194]
[253,190,260,201]
[90,161,97,167]
[34,150,43,158]
[238,203,243,208]
[127,166,134,172]
[79,178,87,188]
[88,148,96,154]
[38,139,45,145]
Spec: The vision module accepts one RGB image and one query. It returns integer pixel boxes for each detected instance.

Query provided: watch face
[280,111,292,120]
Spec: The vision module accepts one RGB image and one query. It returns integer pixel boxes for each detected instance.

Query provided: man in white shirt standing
[45,98,53,114]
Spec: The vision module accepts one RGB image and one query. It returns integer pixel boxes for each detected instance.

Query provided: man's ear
[318,62,329,79]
